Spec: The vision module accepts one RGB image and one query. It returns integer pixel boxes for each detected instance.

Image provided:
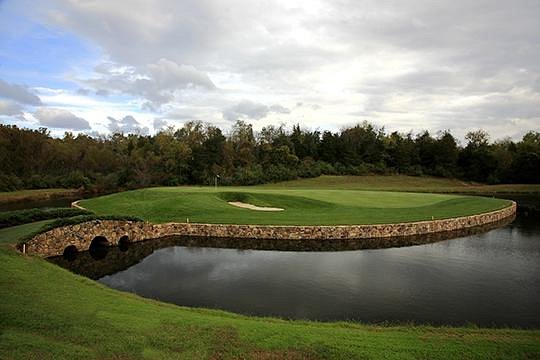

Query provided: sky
[0,0,539,141]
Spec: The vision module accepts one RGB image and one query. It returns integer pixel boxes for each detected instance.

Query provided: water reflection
[0,197,80,212]
[49,215,513,279]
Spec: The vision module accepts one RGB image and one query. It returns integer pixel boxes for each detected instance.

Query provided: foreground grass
[0,188,79,204]
[1,222,539,359]
[80,186,510,225]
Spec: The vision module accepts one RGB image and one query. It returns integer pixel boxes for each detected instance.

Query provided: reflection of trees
[48,215,514,280]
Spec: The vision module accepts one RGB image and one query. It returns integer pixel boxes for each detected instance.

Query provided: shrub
[0,174,23,192]
[23,175,61,189]
[232,166,266,185]
[264,164,297,183]
[404,165,424,177]
[89,173,119,194]
[61,171,92,189]
[318,161,337,175]
[298,159,322,178]
[0,207,92,229]
[371,161,390,175]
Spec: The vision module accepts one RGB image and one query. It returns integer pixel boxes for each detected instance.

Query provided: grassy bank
[1,222,539,359]
[0,188,80,205]
[261,175,540,193]
[79,186,510,225]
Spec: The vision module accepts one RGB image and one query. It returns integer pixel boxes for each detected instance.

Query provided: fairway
[80,187,511,225]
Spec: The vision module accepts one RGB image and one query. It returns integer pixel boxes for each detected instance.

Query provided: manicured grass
[0,188,79,204]
[1,222,539,359]
[80,186,511,225]
[261,175,540,193]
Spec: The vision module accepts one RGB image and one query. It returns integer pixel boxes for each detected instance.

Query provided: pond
[0,196,81,212]
[50,212,540,328]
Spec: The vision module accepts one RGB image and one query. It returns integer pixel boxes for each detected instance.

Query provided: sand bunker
[228,201,284,212]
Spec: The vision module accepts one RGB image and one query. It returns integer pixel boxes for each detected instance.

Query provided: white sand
[228,201,284,212]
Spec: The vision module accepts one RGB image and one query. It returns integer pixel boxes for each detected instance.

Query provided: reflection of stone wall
[26,202,516,257]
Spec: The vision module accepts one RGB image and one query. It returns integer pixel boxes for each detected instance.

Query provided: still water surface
[0,197,80,212]
[93,214,540,328]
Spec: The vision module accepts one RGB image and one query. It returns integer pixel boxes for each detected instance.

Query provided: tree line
[1,121,539,192]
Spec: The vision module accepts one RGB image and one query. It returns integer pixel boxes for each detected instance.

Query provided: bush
[318,161,337,175]
[232,166,266,185]
[61,171,91,189]
[89,173,119,194]
[404,165,424,177]
[298,159,322,178]
[432,165,455,178]
[0,207,92,229]
[0,174,23,192]
[24,174,61,189]
[264,164,297,182]
[351,163,371,175]
[371,161,390,175]
[333,162,348,175]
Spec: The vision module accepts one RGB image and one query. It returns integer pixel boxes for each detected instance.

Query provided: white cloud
[83,58,215,108]
[0,79,42,105]
[4,0,537,139]
[223,100,290,121]
[108,115,149,135]
[0,100,23,116]
[153,118,169,131]
[34,108,91,130]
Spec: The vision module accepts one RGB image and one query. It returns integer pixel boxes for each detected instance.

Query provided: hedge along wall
[25,202,516,258]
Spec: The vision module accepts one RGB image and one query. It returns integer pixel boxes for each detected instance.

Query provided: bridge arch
[118,235,130,252]
[89,236,109,260]
[63,245,78,261]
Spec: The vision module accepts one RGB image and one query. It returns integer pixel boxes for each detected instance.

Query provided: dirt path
[71,200,87,210]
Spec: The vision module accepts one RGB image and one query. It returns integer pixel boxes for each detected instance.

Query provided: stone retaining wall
[25,202,516,257]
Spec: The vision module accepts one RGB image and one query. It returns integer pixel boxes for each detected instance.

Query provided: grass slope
[260,175,540,193]
[1,222,539,359]
[80,186,510,225]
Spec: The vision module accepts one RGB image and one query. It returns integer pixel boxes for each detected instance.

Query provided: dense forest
[1,121,539,192]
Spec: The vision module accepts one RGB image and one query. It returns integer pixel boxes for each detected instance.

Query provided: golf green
[79,187,511,225]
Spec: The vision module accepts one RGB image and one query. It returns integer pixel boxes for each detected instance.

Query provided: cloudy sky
[0,0,539,140]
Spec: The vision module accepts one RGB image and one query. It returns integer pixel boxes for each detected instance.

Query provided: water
[51,213,540,328]
[0,196,80,212]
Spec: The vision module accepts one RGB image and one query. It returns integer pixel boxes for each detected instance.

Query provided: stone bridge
[24,202,516,258]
